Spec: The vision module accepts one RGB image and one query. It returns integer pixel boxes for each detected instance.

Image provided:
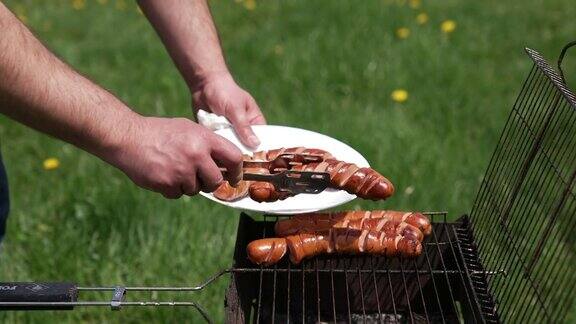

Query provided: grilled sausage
[253,147,334,161]
[246,238,288,266]
[249,182,292,202]
[214,148,331,202]
[247,229,422,265]
[275,215,423,241]
[286,229,422,264]
[249,159,394,202]
[275,210,432,237]
[213,180,250,201]
[371,211,432,236]
[214,147,395,204]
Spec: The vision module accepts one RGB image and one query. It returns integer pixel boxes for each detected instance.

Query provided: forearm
[138,0,230,89]
[0,3,138,160]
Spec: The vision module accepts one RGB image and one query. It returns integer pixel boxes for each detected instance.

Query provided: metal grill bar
[286,261,291,323]
[423,239,446,323]
[355,262,367,321]
[343,259,352,323]
[430,217,460,322]
[446,227,480,323]
[314,259,320,323]
[410,258,429,323]
[398,257,414,324]
[255,213,269,324]
[385,258,399,321]
[301,262,305,323]
[328,259,337,323]
[369,257,383,322]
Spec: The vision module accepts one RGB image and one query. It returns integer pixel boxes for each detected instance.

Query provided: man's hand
[0,4,243,199]
[192,73,266,148]
[138,0,267,148]
[106,117,243,199]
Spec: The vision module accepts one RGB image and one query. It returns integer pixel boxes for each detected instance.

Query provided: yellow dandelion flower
[97,0,108,5]
[416,13,428,25]
[72,0,86,10]
[116,0,127,11]
[244,0,256,10]
[441,20,457,34]
[274,44,284,56]
[391,89,408,103]
[43,158,60,171]
[409,0,421,9]
[396,27,410,39]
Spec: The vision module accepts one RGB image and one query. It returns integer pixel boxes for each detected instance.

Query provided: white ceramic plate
[200,125,370,214]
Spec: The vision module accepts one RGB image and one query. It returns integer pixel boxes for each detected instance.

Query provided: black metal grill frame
[469,45,576,323]
[224,212,499,323]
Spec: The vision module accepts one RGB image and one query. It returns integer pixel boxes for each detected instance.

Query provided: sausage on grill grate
[247,228,422,265]
[275,210,432,237]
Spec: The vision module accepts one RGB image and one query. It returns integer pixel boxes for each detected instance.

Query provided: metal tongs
[239,153,330,194]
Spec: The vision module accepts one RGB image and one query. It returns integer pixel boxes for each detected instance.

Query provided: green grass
[0,0,574,322]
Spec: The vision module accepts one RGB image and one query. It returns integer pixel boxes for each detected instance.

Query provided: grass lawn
[0,0,574,322]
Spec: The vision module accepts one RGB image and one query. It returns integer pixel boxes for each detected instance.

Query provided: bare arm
[138,0,266,148]
[0,3,242,198]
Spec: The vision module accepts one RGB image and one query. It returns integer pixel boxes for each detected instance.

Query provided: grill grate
[225,212,499,323]
[469,45,576,323]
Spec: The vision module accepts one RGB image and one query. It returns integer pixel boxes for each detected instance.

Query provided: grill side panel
[470,48,576,323]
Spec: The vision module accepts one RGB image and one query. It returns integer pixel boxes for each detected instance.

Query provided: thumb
[227,110,260,149]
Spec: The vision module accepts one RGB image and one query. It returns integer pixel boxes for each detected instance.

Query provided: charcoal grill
[1,43,575,323]
[222,42,576,323]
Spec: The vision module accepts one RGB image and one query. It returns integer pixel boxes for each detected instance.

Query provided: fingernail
[248,135,260,147]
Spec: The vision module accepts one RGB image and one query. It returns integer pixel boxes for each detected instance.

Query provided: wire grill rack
[224,212,499,323]
[469,44,576,323]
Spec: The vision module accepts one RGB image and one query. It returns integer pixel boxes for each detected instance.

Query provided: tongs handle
[0,282,78,310]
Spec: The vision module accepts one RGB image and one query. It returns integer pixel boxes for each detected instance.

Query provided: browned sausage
[274,215,423,241]
[286,228,422,264]
[246,238,288,266]
[370,211,432,236]
[250,159,394,202]
[276,211,432,237]
[255,147,334,161]
[213,181,250,201]
[248,228,422,265]
[249,181,292,202]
